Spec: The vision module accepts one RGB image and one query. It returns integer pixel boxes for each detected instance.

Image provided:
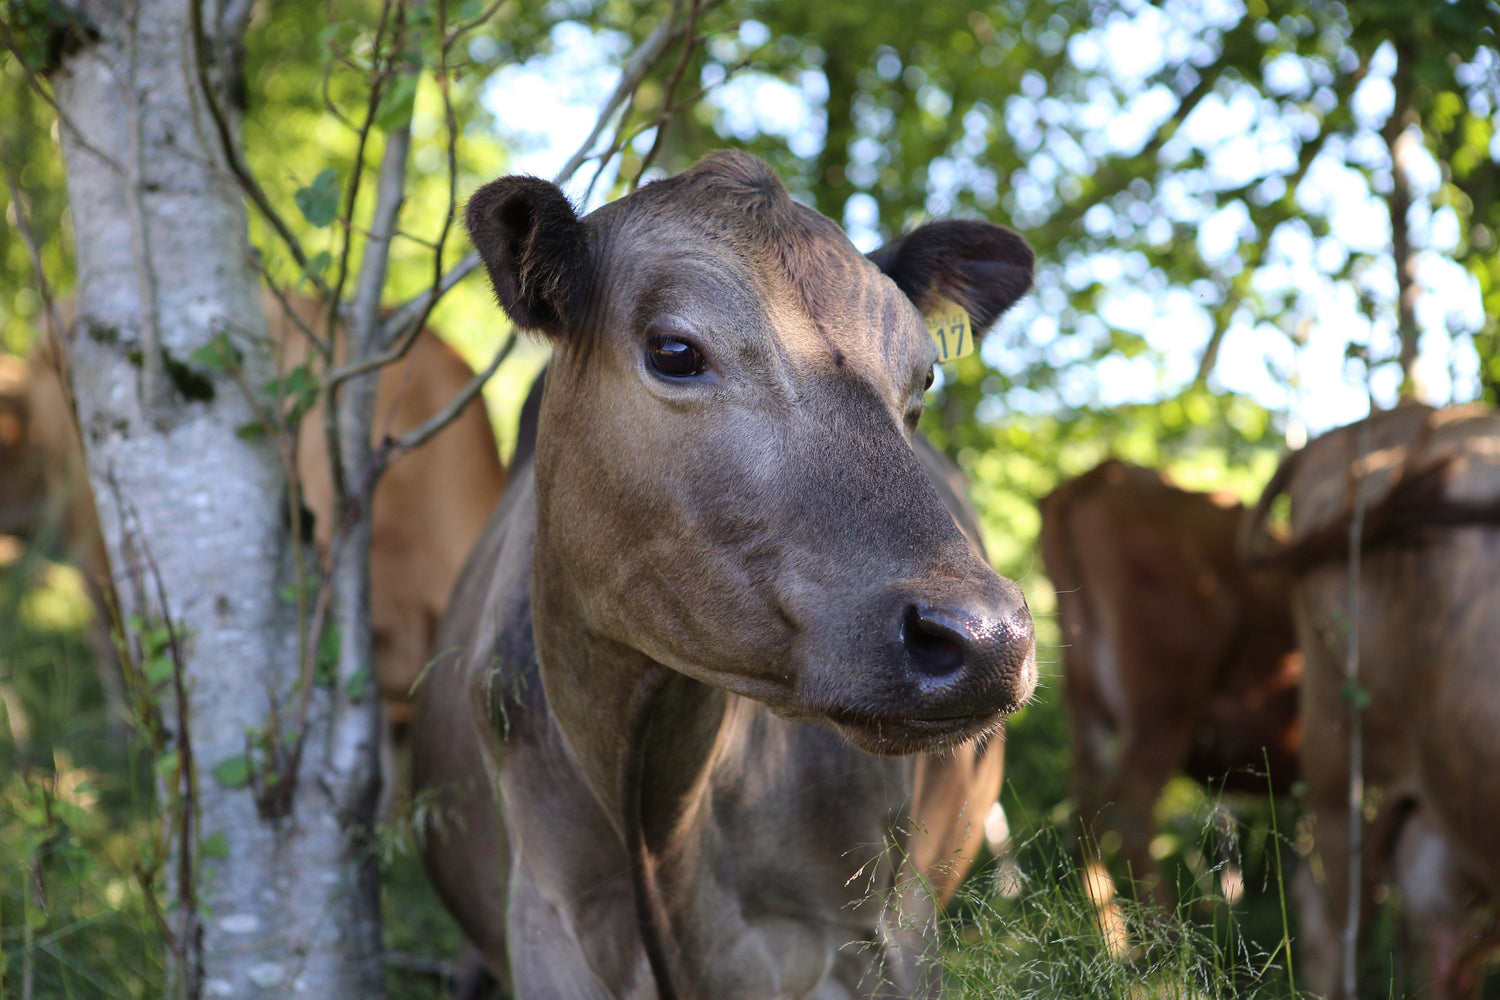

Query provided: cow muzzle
[802,578,1037,756]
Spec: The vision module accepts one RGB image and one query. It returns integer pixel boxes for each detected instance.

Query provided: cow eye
[648,337,706,378]
[923,367,935,391]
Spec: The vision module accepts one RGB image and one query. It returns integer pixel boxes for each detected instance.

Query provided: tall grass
[0,546,162,998]
[936,820,1299,1000]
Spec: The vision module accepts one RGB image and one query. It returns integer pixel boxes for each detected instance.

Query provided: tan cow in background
[0,293,506,774]
[1039,460,1301,927]
[1249,402,1500,1000]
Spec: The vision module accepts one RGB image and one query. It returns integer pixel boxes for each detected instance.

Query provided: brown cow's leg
[1073,723,1194,959]
[1296,719,1374,1000]
[1292,862,1343,999]
[1068,707,1131,956]
[1392,811,1491,1000]
[1083,720,1196,906]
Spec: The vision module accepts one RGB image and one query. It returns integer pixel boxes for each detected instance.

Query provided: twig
[1341,413,1372,1000]
[379,0,703,346]
[0,138,69,364]
[189,0,328,297]
[583,39,746,205]
[11,62,127,178]
[112,484,200,1000]
[349,115,411,360]
[124,3,166,423]
[634,0,703,187]
[320,0,400,510]
[388,328,517,457]
[401,0,465,351]
[445,0,508,50]
[328,0,400,334]
[552,3,688,186]
[259,282,332,359]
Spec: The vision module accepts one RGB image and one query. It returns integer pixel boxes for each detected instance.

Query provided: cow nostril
[903,605,967,678]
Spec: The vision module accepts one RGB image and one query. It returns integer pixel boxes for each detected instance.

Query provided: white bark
[51,1,383,996]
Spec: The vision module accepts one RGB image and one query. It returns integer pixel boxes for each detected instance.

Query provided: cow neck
[532,588,729,1000]
[625,666,728,1000]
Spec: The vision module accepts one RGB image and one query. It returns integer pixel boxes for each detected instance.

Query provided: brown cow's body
[0,294,505,741]
[265,294,507,724]
[1039,460,1300,911]
[413,151,1038,998]
[1252,403,1500,1000]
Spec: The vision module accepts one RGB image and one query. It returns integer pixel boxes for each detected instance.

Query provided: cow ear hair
[867,220,1034,337]
[465,176,585,335]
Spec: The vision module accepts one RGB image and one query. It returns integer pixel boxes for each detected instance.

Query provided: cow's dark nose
[903,604,968,678]
[900,596,1035,718]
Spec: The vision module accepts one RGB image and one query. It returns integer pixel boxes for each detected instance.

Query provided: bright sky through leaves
[481,6,1495,440]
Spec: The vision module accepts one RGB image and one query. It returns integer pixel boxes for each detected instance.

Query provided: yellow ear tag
[923,297,973,362]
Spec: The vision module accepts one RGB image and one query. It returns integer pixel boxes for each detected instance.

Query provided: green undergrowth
[936,818,1299,1000]
[0,547,162,997]
[5,541,1489,1000]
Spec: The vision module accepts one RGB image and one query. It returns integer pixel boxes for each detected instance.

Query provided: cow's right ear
[868,220,1035,338]
[465,176,586,335]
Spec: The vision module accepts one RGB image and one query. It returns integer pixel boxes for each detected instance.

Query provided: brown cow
[2,352,56,538]
[1248,402,1500,1000]
[0,294,505,755]
[1039,460,1301,924]
[412,150,1038,998]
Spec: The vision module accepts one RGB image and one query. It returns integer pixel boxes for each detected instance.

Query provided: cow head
[466,151,1036,754]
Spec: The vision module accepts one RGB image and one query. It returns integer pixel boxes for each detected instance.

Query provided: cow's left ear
[465,175,586,336]
[867,220,1034,336]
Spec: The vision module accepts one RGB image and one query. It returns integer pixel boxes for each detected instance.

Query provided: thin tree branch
[350,125,410,360]
[379,0,706,347]
[584,48,747,205]
[1382,39,1423,401]
[387,327,517,456]
[551,2,687,186]
[633,0,702,187]
[327,0,399,331]
[125,3,166,423]
[0,139,69,368]
[189,0,328,297]
[320,0,399,508]
[259,281,331,358]
[1341,411,1373,1000]
[374,260,477,362]
[446,0,508,49]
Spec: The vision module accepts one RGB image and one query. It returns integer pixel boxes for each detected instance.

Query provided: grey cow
[413,151,1038,999]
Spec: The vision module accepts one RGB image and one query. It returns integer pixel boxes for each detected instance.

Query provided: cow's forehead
[582,153,934,376]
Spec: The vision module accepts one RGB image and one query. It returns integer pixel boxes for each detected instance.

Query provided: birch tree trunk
[49,1,384,996]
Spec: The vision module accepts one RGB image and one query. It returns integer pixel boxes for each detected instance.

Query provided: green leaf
[235,421,268,442]
[346,666,371,702]
[374,73,419,133]
[154,750,179,781]
[200,833,230,859]
[1339,679,1372,712]
[190,334,242,373]
[302,249,332,284]
[315,625,340,687]
[212,755,253,789]
[294,168,341,228]
[144,654,174,685]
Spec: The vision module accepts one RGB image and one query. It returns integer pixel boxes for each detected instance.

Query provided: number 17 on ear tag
[923,297,973,363]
